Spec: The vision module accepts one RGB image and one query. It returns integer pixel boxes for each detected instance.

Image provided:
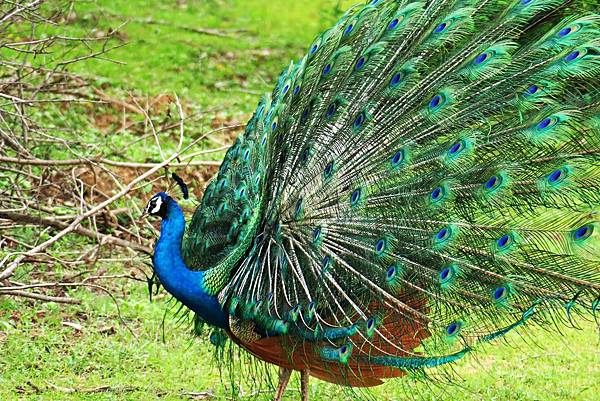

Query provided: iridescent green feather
[180,0,600,387]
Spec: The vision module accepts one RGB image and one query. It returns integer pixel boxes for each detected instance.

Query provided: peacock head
[143,192,170,219]
[142,174,189,220]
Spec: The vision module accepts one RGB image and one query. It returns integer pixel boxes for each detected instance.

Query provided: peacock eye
[474,52,488,64]
[493,286,507,300]
[564,50,580,62]
[429,94,444,109]
[446,321,461,336]
[434,22,447,33]
[355,56,366,71]
[558,27,572,37]
[526,84,538,95]
[344,23,354,36]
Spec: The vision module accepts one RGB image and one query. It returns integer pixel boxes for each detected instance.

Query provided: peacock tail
[178,0,600,387]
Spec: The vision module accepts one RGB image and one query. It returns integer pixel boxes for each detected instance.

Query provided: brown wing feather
[227,294,430,387]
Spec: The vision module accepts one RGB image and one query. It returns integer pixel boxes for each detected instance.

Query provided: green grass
[45,0,355,113]
[2,1,600,400]
[1,282,598,401]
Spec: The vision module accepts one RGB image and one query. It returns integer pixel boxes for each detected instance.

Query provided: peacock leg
[274,367,292,401]
[300,369,310,401]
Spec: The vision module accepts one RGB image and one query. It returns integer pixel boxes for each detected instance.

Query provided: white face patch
[150,196,163,214]
[145,195,163,215]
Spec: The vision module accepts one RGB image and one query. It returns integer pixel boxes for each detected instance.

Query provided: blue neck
[152,198,228,329]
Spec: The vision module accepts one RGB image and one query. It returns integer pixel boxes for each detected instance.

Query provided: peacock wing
[182,100,278,271]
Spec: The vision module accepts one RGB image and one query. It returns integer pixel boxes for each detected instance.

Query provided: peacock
[142,0,600,399]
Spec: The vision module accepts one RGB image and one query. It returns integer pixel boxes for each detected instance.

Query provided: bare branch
[0,154,224,167]
[0,124,234,280]
[0,210,152,254]
[0,288,81,304]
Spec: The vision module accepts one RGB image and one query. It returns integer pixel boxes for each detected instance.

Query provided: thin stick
[0,289,80,304]
[132,95,166,161]
[175,93,185,154]
[0,0,44,25]
[0,124,238,280]
[0,210,152,254]
[0,153,227,167]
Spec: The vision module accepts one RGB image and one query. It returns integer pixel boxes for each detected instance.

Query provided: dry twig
[0,1,240,308]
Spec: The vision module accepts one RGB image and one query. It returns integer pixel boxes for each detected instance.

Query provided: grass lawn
[1,1,599,400]
[1,283,598,401]
[42,0,356,113]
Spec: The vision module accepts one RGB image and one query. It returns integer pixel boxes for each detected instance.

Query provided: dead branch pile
[0,0,240,304]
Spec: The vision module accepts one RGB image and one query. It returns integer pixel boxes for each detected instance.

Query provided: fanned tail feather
[182,0,600,387]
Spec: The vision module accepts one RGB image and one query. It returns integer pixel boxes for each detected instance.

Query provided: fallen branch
[0,210,152,254]
[44,382,215,398]
[0,289,80,304]
[0,281,140,337]
[45,382,138,394]
[127,16,245,38]
[0,0,44,25]
[0,155,223,167]
[0,124,237,280]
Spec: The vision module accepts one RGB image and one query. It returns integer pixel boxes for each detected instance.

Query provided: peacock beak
[139,210,149,222]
